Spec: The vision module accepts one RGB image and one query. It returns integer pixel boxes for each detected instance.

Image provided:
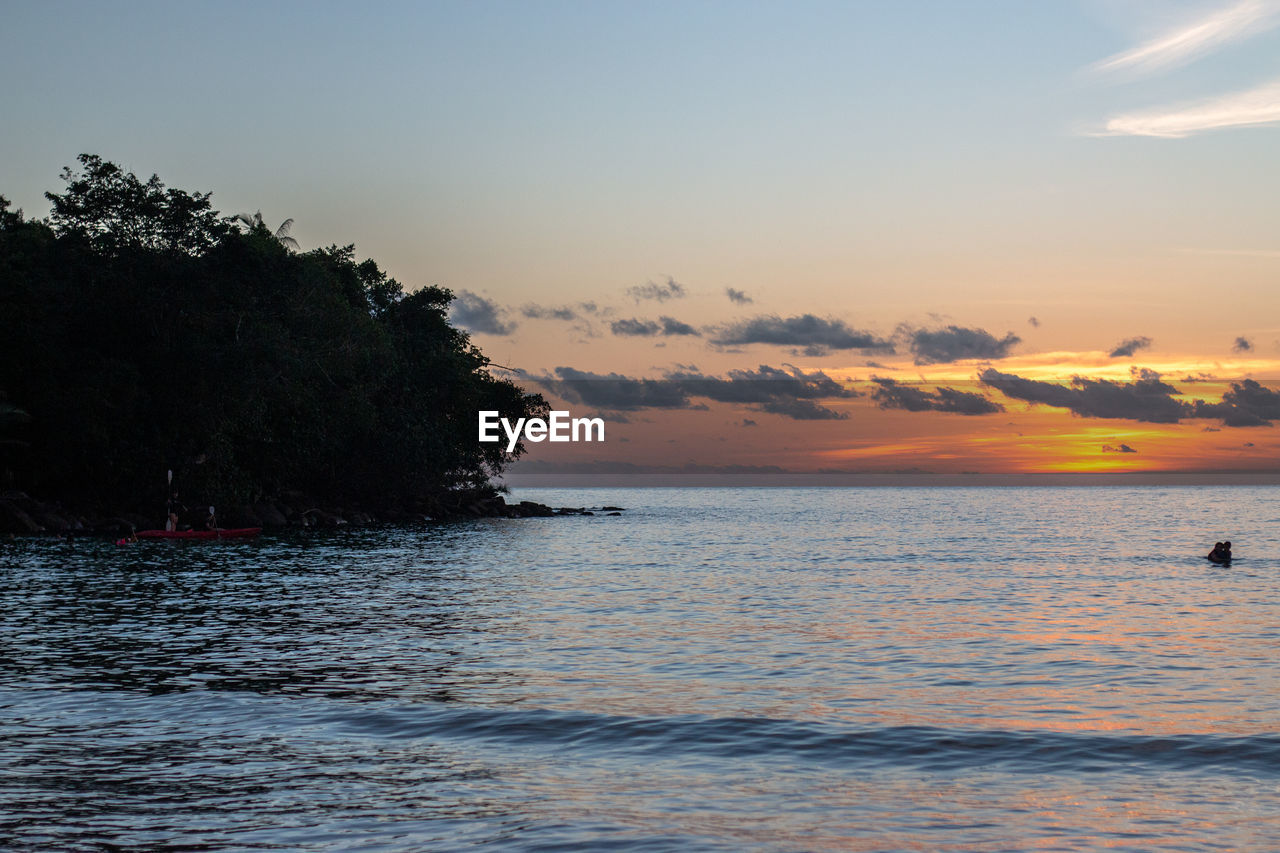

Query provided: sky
[4,0,1280,481]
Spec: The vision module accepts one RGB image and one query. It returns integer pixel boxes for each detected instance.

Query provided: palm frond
[274,218,298,251]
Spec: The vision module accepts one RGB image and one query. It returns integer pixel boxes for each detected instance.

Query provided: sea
[3,486,1280,851]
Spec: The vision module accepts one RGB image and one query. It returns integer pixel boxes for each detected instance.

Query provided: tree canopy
[0,157,545,512]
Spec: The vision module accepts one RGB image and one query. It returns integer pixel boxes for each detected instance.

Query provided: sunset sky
[4,1,1280,479]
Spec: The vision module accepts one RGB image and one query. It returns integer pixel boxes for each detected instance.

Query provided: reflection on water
[2,487,1280,850]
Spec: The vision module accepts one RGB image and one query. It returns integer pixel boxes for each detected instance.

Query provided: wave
[332,702,1280,776]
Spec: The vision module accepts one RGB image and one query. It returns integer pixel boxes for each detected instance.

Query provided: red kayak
[136,527,262,540]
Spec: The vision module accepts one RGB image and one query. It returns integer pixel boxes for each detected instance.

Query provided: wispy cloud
[627,276,686,303]
[1109,335,1152,358]
[1092,0,1280,76]
[1101,78,1280,137]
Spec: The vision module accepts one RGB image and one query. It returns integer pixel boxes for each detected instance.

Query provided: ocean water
[3,486,1280,851]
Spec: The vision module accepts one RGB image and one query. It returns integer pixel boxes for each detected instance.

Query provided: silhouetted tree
[45,154,229,256]
[0,156,543,512]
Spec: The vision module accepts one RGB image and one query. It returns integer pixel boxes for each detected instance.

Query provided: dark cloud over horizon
[450,290,517,335]
[1102,444,1137,453]
[1233,336,1253,353]
[979,369,1280,428]
[871,377,1004,415]
[536,364,857,421]
[979,367,1184,423]
[726,287,754,305]
[1188,379,1280,426]
[1108,336,1152,358]
[537,367,693,411]
[903,325,1020,364]
[710,314,894,355]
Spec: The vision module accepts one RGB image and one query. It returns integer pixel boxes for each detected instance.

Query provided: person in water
[1208,541,1233,562]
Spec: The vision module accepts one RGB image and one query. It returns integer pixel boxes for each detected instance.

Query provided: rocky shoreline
[0,489,625,537]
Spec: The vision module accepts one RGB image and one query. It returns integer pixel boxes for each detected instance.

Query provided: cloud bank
[980,368,1186,423]
[537,364,857,420]
[1190,378,1280,426]
[538,367,693,411]
[980,369,1280,427]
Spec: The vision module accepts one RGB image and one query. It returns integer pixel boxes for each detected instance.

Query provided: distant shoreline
[503,471,1280,488]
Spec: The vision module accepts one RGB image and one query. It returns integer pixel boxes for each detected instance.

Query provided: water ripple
[3,486,1280,850]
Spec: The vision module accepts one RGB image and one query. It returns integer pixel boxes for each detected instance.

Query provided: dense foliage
[0,155,545,511]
